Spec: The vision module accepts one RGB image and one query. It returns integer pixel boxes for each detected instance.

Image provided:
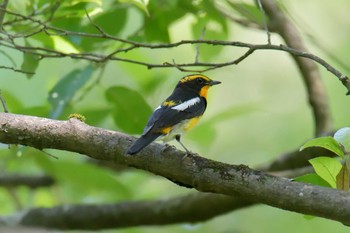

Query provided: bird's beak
[209,80,221,86]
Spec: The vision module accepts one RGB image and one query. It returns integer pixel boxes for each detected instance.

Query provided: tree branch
[0,0,9,31]
[0,192,252,230]
[260,0,332,136]
[0,174,55,189]
[0,8,349,95]
[0,113,349,226]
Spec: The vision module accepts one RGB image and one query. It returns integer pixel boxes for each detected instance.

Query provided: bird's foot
[182,151,198,160]
[161,143,175,153]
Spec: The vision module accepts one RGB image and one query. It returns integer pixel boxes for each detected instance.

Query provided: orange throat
[199,85,209,98]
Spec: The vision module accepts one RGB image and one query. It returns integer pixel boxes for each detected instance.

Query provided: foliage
[1,0,350,232]
[299,130,350,191]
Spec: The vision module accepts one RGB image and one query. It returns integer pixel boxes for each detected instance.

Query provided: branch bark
[0,193,251,230]
[0,174,54,188]
[261,0,332,136]
[0,113,350,226]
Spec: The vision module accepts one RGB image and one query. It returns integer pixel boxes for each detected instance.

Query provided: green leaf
[105,86,152,134]
[48,65,94,119]
[80,7,127,50]
[294,173,331,188]
[94,8,127,35]
[79,108,111,125]
[309,157,342,188]
[52,36,80,54]
[334,127,350,153]
[227,2,264,25]
[191,18,226,60]
[0,90,24,112]
[57,161,131,200]
[21,105,50,117]
[34,155,131,201]
[21,42,39,79]
[120,0,149,16]
[143,0,187,42]
[300,136,345,158]
[336,162,349,191]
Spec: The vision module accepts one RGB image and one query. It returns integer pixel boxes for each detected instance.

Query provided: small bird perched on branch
[127,74,221,155]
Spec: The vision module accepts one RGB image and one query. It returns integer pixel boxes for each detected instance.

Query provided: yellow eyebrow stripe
[180,74,211,83]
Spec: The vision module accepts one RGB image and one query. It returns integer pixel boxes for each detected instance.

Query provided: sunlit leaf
[52,36,80,54]
[300,136,345,158]
[309,157,342,188]
[29,31,54,48]
[120,0,149,16]
[105,86,152,134]
[48,65,94,119]
[293,173,331,188]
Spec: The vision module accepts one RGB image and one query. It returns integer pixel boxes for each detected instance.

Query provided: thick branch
[0,113,350,225]
[261,0,332,136]
[0,174,55,188]
[0,193,251,230]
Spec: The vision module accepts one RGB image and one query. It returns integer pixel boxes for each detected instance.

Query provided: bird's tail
[126,133,161,155]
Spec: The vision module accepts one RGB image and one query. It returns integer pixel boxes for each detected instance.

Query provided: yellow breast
[159,116,202,142]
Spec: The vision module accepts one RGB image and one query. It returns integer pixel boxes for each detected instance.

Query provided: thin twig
[195,27,206,63]
[0,7,349,96]
[256,0,271,44]
[0,0,9,31]
[0,90,8,113]
[84,8,107,35]
[0,50,16,66]
[0,65,35,75]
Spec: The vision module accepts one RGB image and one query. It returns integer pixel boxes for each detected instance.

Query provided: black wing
[127,90,206,155]
[143,96,206,135]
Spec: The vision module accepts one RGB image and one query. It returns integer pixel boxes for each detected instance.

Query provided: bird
[126,74,221,155]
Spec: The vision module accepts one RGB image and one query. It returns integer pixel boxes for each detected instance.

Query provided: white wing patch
[171,97,200,111]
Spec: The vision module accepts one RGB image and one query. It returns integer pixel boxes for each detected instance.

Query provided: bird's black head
[176,74,221,97]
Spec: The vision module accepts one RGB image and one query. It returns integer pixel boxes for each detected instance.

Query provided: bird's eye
[196,78,204,84]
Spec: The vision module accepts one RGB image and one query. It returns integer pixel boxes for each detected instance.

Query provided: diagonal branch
[260,0,332,136]
[0,113,350,225]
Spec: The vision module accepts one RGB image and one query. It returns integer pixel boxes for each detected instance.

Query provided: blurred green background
[1,0,350,232]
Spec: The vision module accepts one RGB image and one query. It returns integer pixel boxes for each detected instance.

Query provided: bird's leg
[175,135,194,159]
